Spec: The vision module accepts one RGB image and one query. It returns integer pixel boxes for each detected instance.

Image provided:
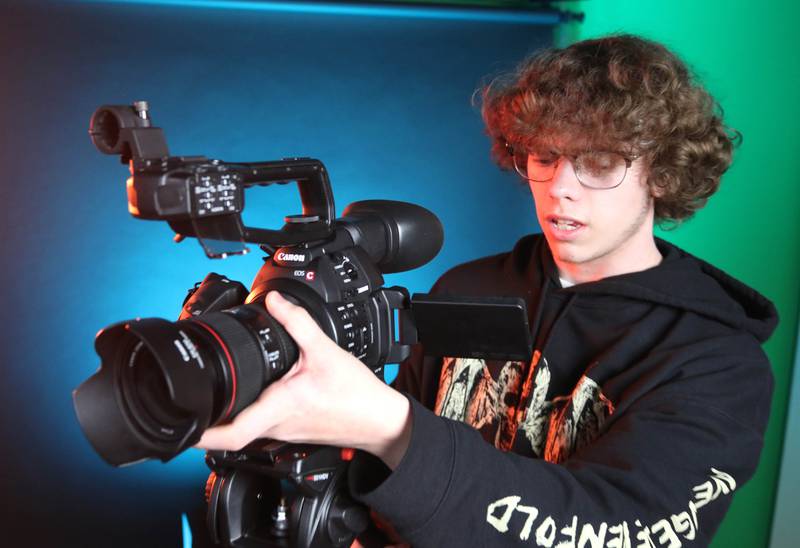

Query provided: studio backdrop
[0,1,559,546]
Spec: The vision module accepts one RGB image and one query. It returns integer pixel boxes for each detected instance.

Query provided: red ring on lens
[193,320,238,421]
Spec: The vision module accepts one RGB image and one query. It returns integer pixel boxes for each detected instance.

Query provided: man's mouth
[547,216,584,231]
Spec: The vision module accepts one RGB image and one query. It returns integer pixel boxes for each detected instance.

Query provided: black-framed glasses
[507,144,635,190]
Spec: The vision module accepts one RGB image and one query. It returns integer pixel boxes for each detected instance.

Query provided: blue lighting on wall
[77,0,565,24]
[182,513,193,548]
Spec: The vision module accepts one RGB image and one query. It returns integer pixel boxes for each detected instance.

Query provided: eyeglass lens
[513,150,629,189]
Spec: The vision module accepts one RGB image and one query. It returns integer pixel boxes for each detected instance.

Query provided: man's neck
[555,236,663,285]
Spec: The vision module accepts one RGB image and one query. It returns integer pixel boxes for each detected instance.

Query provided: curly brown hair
[481,34,740,224]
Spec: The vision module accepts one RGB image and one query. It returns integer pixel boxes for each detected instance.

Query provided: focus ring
[193,311,265,421]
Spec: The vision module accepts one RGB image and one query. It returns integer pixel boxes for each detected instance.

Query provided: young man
[198,35,777,547]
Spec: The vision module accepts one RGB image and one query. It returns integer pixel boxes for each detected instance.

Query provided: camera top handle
[227,158,335,246]
[88,102,335,250]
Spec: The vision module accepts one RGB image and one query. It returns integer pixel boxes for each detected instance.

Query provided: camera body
[243,220,415,370]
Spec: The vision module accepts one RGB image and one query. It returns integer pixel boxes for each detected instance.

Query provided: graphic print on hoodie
[349,234,778,548]
[435,354,615,461]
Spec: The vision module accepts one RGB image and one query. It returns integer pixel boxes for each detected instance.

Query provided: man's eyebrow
[529,147,559,155]
[526,142,563,153]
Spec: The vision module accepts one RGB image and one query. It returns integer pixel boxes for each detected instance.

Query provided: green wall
[556,1,800,546]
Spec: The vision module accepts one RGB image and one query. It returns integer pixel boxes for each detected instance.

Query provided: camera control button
[344,266,358,280]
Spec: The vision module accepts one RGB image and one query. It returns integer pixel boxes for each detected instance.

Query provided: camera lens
[120,340,193,441]
[74,303,299,466]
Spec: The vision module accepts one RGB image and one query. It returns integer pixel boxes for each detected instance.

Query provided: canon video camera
[73,102,532,548]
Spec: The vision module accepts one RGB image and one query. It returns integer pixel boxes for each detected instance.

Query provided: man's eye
[579,152,618,173]
[530,155,558,167]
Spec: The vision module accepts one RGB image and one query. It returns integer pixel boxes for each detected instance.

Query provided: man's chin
[548,241,597,269]
[545,236,581,259]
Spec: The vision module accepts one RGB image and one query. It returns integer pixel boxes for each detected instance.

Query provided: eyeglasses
[507,144,635,190]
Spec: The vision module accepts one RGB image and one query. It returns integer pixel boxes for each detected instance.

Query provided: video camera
[73,102,532,548]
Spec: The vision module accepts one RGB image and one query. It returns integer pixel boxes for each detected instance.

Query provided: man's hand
[196,291,412,470]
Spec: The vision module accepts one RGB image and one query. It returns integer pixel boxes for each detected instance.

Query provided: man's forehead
[523,130,626,155]
[521,127,635,154]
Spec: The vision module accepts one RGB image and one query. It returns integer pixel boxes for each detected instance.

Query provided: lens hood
[73,319,216,466]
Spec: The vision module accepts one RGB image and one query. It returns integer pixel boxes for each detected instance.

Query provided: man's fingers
[195,394,276,450]
[266,291,330,350]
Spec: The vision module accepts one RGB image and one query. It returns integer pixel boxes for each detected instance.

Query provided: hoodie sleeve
[349,356,772,548]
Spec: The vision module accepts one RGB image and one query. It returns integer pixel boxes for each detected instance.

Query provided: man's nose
[547,157,582,200]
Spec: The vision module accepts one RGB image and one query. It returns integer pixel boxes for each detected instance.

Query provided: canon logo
[276,252,306,262]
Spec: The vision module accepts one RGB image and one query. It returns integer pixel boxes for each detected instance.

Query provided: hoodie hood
[536,236,778,343]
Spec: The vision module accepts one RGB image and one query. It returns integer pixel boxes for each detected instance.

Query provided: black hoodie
[349,234,778,547]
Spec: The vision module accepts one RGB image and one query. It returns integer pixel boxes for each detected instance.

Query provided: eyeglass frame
[505,143,638,190]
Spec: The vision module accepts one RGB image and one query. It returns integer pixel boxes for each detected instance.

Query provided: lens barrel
[73,303,298,466]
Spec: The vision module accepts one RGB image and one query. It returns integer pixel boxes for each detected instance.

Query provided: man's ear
[646,168,666,198]
[650,181,666,198]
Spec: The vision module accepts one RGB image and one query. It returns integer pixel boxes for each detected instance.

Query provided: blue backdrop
[0,1,551,545]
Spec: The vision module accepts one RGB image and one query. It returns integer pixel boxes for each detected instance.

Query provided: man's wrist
[360,387,413,470]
